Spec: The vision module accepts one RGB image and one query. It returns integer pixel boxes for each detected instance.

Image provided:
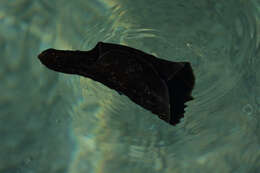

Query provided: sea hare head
[38,48,82,74]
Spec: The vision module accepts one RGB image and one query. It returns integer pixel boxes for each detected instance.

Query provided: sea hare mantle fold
[38,42,195,126]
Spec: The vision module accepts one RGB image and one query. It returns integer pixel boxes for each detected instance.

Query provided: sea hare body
[38,42,195,126]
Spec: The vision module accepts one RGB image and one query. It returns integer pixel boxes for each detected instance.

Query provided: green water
[0,0,259,173]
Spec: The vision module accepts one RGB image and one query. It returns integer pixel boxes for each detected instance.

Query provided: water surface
[0,0,259,173]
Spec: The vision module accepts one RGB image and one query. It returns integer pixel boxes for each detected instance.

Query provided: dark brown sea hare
[38,42,195,126]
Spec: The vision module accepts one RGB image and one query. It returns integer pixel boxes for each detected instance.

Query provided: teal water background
[0,0,259,172]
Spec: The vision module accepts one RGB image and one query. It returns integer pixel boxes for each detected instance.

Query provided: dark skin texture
[38,42,195,126]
